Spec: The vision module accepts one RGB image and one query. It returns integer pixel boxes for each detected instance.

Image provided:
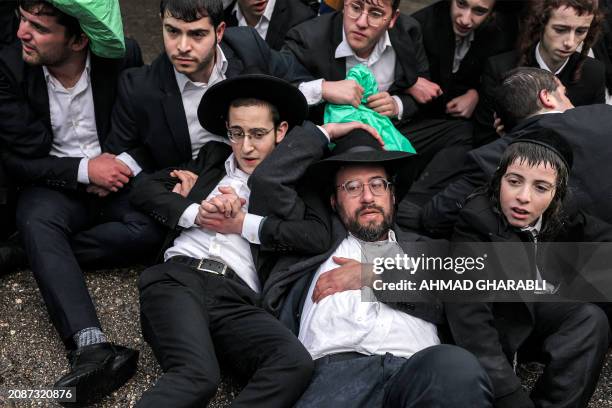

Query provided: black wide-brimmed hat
[309,128,416,180]
[510,128,573,170]
[197,74,308,136]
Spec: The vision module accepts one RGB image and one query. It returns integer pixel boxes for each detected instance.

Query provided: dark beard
[344,204,393,242]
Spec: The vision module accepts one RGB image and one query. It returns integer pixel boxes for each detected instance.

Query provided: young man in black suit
[474,0,606,144]
[131,74,381,408]
[405,67,612,238]
[104,0,314,175]
[411,0,515,122]
[223,0,316,50]
[0,0,157,404]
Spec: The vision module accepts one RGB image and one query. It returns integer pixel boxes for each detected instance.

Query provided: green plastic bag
[324,64,416,153]
[49,0,125,58]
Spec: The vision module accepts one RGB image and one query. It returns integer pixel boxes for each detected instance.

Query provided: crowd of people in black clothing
[0,0,611,406]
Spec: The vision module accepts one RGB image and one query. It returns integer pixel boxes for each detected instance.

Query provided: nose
[458,11,471,27]
[177,34,191,53]
[241,136,255,153]
[563,32,576,49]
[516,185,531,204]
[17,19,31,41]
[355,9,369,28]
[360,183,375,203]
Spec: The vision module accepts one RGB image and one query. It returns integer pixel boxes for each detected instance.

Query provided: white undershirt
[299,230,440,360]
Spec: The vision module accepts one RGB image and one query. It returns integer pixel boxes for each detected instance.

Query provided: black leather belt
[314,352,370,368]
[168,256,239,280]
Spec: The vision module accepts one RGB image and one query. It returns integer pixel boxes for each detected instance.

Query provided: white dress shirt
[164,154,264,293]
[453,31,475,73]
[299,30,404,119]
[44,53,100,184]
[117,46,230,176]
[232,0,276,40]
[535,42,570,75]
[299,230,440,360]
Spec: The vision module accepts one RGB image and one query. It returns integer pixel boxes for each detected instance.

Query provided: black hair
[160,0,223,28]
[19,0,83,41]
[488,136,570,239]
[494,67,560,131]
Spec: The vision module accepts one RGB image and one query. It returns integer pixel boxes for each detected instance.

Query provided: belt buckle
[196,258,227,276]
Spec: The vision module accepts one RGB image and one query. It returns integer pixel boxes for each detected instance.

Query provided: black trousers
[296,345,493,407]
[15,186,165,346]
[395,118,473,203]
[137,262,313,408]
[520,302,609,408]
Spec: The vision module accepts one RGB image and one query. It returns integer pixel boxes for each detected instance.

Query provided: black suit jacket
[414,104,612,236]
[130,121,332,298]
[474,49,606,145]
[0,39,143,190]
[275,218,445,334]
[105,27,314,173]
[223,0,316,50]
[283,11,429,123]
[412,0,516,118]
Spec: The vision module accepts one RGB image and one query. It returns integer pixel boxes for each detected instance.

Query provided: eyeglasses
[226,126,274,144]
[337,178,393,197]
[344,1,389,28]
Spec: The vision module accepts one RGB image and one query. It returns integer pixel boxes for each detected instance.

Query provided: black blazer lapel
[328,13,346,81]
[222,41,245,78]
[91,54,121,143]
[159,55,192,160]
[265,0,288,50]
[25,65,51,132]
[389,23,417,88]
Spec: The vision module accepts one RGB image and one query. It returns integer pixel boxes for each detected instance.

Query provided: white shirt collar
[520,216,543,237]
[233,0,276,26]
[535,42,570,75]
[173,45,228,91]
[455,30,475,46]
[336,29,392,63]
[224,153,250,182]
[43,51,91,86]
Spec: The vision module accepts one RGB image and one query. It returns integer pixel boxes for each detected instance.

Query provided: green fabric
[49,0,125,58]
[324,64,416,153]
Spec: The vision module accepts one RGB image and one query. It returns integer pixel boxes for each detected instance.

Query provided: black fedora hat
[197,74,308,136]
[309,128,415,181]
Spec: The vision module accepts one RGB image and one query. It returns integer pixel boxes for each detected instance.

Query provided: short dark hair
[19,0,83,40]
[488,129,570,239]
[160,0,223,27]
[228,97,281,127]
[494,67,559,131]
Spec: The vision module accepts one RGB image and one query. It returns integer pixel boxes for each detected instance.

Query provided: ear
[216,21,226,44]
[538,89,557,110]
[388,9,400,29]
[275,121,289,144]
[69,33,89,52]
[330,195,337,212]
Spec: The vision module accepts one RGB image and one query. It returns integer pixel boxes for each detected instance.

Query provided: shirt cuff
[316,125,331,142]
[392,95,404,120]
[116,152,143,176]
[241,213,264,244]
[77,158,90,184]
[178,203,200,229]
[299,78,324,106]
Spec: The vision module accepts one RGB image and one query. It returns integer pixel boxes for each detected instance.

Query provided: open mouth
[510,207,530,219]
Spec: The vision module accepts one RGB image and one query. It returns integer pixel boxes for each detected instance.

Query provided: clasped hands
[86,153,133,197]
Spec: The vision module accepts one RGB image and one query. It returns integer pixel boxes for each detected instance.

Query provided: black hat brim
[197,74,308,136]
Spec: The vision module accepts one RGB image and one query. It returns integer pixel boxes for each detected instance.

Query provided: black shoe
[54,342,139,406]
[0,239,27,274]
